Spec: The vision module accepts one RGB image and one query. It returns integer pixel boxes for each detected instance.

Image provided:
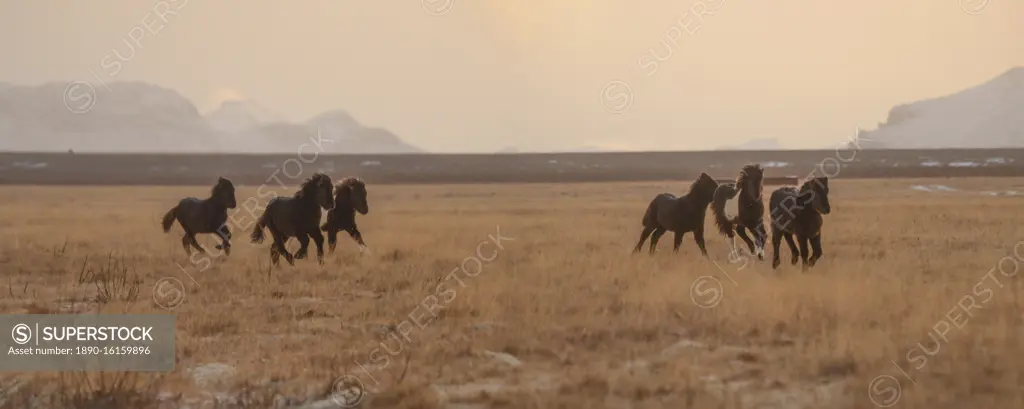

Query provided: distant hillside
[853,67,1024,149]
[0,82,423,154]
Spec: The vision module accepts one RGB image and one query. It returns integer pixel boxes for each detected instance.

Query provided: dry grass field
[2,177,1024,408]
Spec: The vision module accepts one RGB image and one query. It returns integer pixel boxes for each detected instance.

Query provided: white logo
[11,323,31,345]
[153,277,186,310]
[330,374,366,407]
[63,81,97,114]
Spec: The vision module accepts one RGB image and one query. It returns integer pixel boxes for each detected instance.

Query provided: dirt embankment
[2,148,1023,185]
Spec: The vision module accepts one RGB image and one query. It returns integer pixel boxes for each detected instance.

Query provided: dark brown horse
[250,173,335,266]
[633,172,720,256]
[161,177,237,256]
[768,176,831,270]
[711,164,767,260]
[320,177,370,254]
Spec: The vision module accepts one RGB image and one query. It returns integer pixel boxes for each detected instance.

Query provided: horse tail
[161,206,178,233]
[250,211,269,244]
[641,197,658,227]
[712,184,739,236]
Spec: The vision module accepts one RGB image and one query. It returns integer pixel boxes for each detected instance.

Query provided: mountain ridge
[0,81,423,154]
[853,67,1024,149]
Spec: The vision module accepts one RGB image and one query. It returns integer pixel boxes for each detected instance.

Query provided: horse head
[338,178,369,215]
[800,176,830,215]
[213,177,237,209]
[738,164,764,201]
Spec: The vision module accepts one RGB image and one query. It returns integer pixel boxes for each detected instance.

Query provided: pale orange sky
[1,1,1021,152]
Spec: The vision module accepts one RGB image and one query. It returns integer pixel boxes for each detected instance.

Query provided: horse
[320,177,370,254]
[250,173,335,266]
[633,172,720,256]
[711,164,767,260]
[161,177,238,256]
[768,176,831,270]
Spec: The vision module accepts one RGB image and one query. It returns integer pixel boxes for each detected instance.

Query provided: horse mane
[337,177,365,190]
[736,163,763,187]
[211,177,232,196]
[799,176,828,192]
[296,173,330,199]
[686,173,718,195]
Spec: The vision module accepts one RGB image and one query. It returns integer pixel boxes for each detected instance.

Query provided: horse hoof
[772,259,780,269]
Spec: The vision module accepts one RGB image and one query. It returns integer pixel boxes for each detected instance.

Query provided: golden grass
[1,177,1024,408]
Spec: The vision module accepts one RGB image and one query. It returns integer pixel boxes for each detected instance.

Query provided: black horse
[161,177,238,256]
[250,173,335,266]
[320,177,370,254]
[711,164,767,260]
[633,172,720,256]
[768,176,831,270]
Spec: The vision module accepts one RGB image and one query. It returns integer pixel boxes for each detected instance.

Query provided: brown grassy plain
[1,177,1024,408]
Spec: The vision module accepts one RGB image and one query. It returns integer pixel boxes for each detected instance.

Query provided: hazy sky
[1,1,1022,152]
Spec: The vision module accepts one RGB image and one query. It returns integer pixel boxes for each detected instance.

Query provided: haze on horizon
[1,1,1021,153]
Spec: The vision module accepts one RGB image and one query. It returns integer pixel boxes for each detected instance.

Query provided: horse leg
[672,231,684,252]
[348,227,370,254]
[309,229,326,265]
[180,234,192,256]
[294,234,311,260]
[770,228,783,269]
[271,230,294,266]
[270,244,281,266]
[215,225,231,256]
[648,228,666,254]
[798,235,810,271]
[327,228,339,254]
[808,234,823,267]
[783,233,800,265]
[634,226,654,253]
[735,226,757,257]
[693,227,708,257]
[187,233,206,254]
[348,227,367,246]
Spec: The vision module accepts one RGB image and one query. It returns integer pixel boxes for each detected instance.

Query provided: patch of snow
[11,161,47,169]
[360,160,381,166]
[910,185,957,192]
[920,161,942,167]
[985,157,1012,165]
[981,190,1022,196]
[760,161,789,168]
[948,161,979,167]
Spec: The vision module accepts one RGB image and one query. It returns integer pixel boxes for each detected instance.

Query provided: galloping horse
[320,177,370,254]
[161,177,237,256]
[633,172,720,256]
[250,173,335,266]
[768,176,832,270]
[711,164,767,260]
